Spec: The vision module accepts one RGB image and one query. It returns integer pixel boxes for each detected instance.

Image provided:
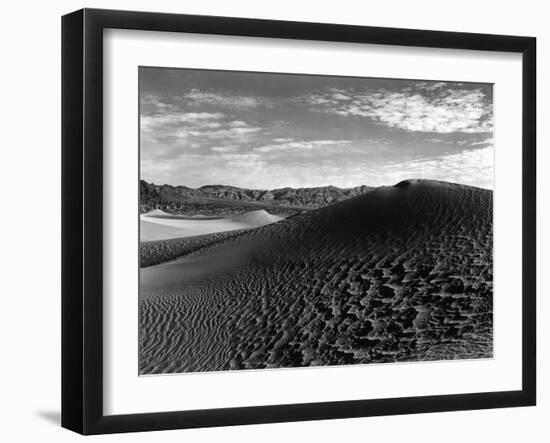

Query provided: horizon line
[140,178,492,192]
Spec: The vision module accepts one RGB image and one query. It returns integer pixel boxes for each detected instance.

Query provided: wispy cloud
[470,137,494,146]
[141,112,225,132]
[210,145,241,153]
[253,139,353,153]
[181,89,274,109]
[177,125,262,140]
[141,109,262,146]
[140,93,178,113]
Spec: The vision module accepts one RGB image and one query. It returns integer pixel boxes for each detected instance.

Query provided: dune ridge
[140,228,251,267]
[143,208,171,217]
[140,180,493,374]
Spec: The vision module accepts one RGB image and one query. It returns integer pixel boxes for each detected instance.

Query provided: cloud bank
[299,83,493,134]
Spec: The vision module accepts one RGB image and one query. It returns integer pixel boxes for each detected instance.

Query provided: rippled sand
[139,180,493,374]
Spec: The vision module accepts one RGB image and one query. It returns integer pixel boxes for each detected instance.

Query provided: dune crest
[143,208,171,217]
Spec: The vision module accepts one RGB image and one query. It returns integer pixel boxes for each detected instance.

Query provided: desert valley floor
[139,179,493,374]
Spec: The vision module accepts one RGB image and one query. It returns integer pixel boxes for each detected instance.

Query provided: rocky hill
[140,180,373,215]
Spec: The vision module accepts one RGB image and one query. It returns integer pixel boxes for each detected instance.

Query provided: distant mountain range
[140,180,374,215]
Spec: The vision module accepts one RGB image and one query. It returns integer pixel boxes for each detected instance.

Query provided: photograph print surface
[139,67,494,375]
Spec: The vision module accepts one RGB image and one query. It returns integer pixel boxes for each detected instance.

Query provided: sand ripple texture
[139,180,493,374]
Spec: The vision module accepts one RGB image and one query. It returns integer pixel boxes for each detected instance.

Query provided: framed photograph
[61,8,536,435]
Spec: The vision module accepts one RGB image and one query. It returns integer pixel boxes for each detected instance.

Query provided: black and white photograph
[138,67,494,375]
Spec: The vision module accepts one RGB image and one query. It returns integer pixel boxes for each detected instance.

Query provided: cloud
[210,145,240,153]
[470,137,494,146]
[261,146,494,190]
[140,93,178,113]
[326,88,353,101]
[142,142,493,190]
[299,84,493,134]
[141,109,262,145]
[141,112,225,132]
[412,81,449,91]
[422,137,455,145]
[253,139,353,153]
[140,76,493,189]
[376,146,494,189]
[252,138,393,154]
[181,89,274,109]
[185,126,262,139]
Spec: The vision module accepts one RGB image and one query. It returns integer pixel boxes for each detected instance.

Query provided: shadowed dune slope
[140,220,191,242]
[140,179,493,374]
[140,228,251,267]
[230,209,283,226]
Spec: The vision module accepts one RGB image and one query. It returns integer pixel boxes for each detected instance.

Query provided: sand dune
[143,208,172,217]
[230,210,283,225]
[140,179,493,374]
[140,228,250,267]
[140,209,283,241]
[141,220,194,242]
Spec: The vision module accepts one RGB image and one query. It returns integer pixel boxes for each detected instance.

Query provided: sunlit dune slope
[140,209,283,241]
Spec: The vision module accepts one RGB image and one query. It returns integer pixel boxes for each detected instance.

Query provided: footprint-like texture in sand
[139,179,493,374]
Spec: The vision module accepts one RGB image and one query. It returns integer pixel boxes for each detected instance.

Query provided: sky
[139,67,494,190]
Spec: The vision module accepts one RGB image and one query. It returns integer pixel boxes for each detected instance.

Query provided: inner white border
[103,29,523,415]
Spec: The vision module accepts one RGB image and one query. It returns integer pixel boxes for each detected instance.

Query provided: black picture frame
[61,8,536,435]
